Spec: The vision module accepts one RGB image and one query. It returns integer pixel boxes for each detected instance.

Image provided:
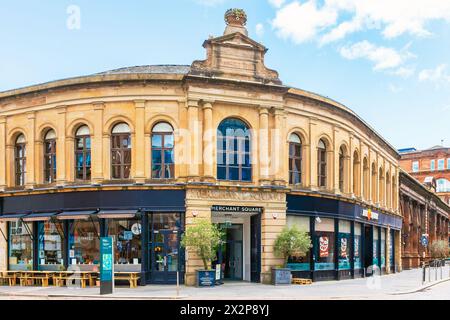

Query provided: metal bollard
[422,265,426,284]
[176,270,179,297]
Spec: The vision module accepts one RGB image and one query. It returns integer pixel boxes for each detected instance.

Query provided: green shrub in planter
[430,240,449,266]
[272,225,311,285]
[181,219,224,287]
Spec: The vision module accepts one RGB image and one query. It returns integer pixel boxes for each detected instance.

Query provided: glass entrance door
[219,224,243,281]
[151,229,179,283]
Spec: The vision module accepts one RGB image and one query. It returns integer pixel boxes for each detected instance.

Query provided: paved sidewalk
[0,268,449,300]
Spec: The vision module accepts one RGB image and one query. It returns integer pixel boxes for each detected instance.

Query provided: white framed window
[438,159,445,170]
[436,179,450,192]
[430,160,435,171]
[447,158,450,169]
[412,161,419,173]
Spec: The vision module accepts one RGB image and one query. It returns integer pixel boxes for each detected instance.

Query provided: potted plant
[429,240,449,267]
[181,219,224,287]
[272,225,311,285]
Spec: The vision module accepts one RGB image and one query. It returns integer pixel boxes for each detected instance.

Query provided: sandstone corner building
[0,9,416,286]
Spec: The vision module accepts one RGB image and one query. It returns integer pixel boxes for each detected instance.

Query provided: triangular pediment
[190,32,281,85]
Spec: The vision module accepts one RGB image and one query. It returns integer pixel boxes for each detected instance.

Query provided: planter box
[197,270,216,287]
[271,268,292,285]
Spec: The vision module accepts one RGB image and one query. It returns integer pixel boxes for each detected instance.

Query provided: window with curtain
[75,125,91,181]
[14,134,26,186]
[317,139,327,187]
[111,123,131,179]
[43,129,57,184]
[217,118,251,181]
[151,122,174,179]
[289,133,302,185]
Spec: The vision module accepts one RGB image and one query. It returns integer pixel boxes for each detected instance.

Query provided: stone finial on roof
[224,8,248,36]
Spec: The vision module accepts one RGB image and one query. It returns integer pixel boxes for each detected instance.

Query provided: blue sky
[0,0,449,150]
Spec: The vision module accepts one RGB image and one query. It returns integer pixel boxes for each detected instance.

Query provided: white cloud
[418,64,450,83]
[255,23,265,37]
[389,66,415,78]
[339,40,414,71]
[388,83,403,93]
[272,1,337,43]
[268,0,285,8]
[270,0,450,44]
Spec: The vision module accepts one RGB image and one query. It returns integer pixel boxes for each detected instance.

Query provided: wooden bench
[114,272,140,288]
[53,272,96,288]
[18,275,50,287]
[292,278,312,285]
[0,272,18,286]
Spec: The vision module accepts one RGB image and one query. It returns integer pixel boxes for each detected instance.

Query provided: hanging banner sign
[319,236,329,257]
[340,238,348,257]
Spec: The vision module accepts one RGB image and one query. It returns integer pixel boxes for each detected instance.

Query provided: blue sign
[421,235,429,247]
[100,237,114,283]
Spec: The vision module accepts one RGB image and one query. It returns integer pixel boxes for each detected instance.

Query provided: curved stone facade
[0,10,403,285]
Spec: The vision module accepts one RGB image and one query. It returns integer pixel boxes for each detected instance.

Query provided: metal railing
[422,259,450,285]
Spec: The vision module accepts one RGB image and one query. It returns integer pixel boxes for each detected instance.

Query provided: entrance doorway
[218,224,243,281]
[151,229,179,283]
[364,225,373,276]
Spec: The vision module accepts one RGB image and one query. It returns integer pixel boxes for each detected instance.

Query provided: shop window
[380,228,386,269]
[69,219,100,269]
[107,218,142,268]
[317,139,327,188]
[43,129,57,184]
[151,122,174,179]
[286,215,310,271]
[38,221,64,270]
[111,123,131,179]
[217,118,252,182]
[389,229,395,269]
[14,134,26,186]
[373,227,379,267]
[8,220,33,270]
[75,125,91,181]
[150,213,182,272]
[354,223,362,270]
[314,217,335,270]
[288,133,302,185]
[338,220,351,270]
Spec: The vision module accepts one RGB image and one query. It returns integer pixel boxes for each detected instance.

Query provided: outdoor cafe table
[52,271,99,288]
[114,271,141,288]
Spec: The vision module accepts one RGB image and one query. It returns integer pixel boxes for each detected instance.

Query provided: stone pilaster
[56,106,67,186]
[134,100,146,183]
[187,99,200,181]
[258,106,270,185]
[0,116,6,191]
[92,102,104,184]
[26,111,36,189]
[202,101,214,181]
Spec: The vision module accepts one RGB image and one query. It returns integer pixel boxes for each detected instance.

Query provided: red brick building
[399,146,450,205]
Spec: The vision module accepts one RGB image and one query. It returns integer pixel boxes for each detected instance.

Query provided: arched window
[363,157,369,200]
[353,151,360,196]
[338,146,345,192]
[317,139,327,188]
[75,125,91,181]
[44,129,56,184]
[379,168,384,205]
[151,122,174,179]
[15,134,26,186]
[371,163,377,202]
[217,118,251,181]
[111,123,131,179]
[386,171,391,208]
[289,133,302,184]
